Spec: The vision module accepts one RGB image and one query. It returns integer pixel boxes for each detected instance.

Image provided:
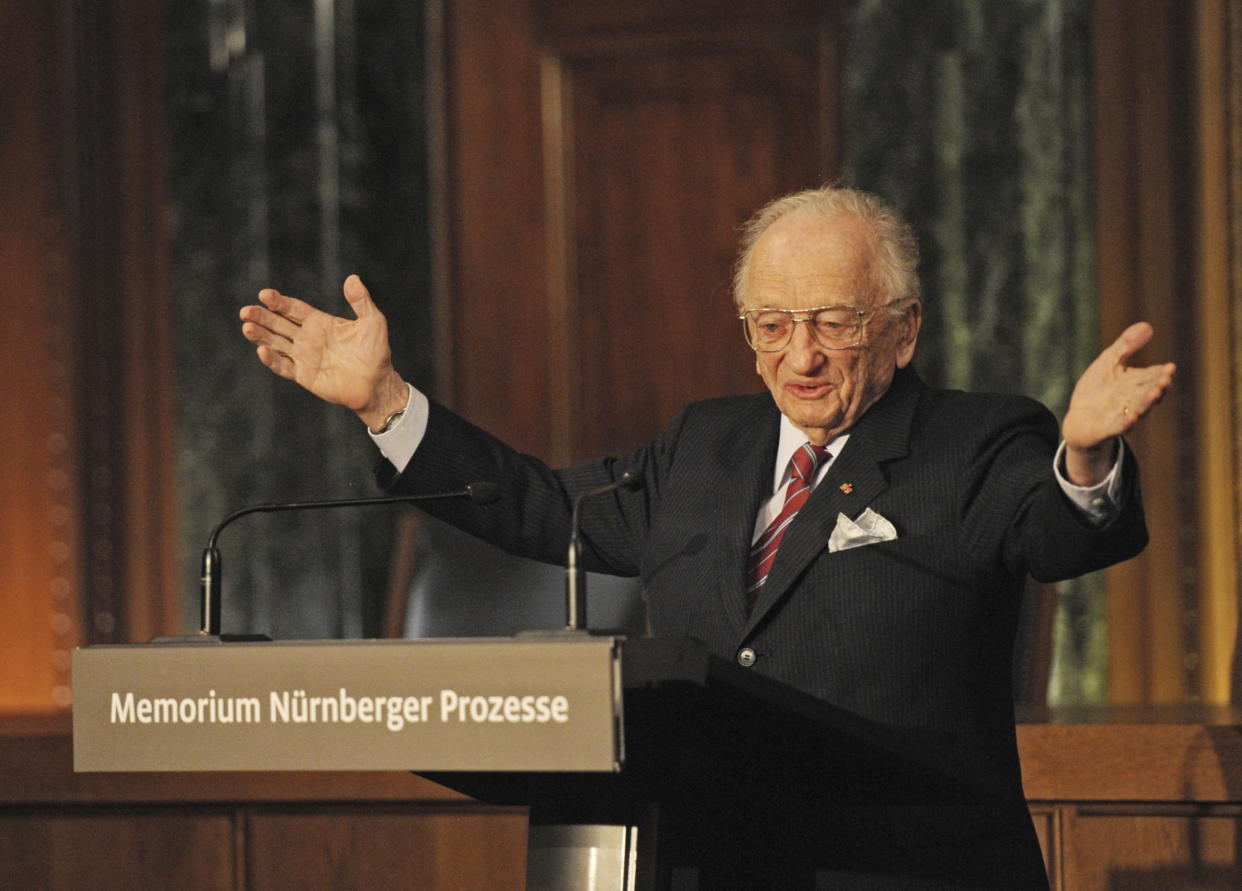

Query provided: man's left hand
[1061,321,1176,486]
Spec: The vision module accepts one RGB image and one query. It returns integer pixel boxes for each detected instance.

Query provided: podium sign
[73,637,623,772]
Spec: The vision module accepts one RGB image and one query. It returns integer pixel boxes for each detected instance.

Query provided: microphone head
[465,481,502,504]
[618,469,644,491]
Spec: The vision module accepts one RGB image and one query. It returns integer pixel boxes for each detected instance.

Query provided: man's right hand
[239,274,409,431]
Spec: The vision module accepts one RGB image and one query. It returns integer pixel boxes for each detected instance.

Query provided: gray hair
[732,185,921,312]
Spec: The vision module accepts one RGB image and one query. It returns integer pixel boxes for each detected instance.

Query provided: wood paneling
[535,0,823,42]
[247,808,526,890]
[1020,713,1242,890]
[1064,810,1242,890]
[438,0,840,465]
[1192,0,1242,705]
[1028,804,1060,889]
[102,0,180,645]
[1,0,178,713]
[0,716,467,804]
[0,811,236,891]
[0,718,526,890]
[0,2,83,712]
[13,716,1242,890]
[1093,0,1242,707]
[1093,0,1205,704]
[564,47,826,458]
[52,0,178,647]
[437,0,552,456]
[0,805,526,891]
[1020,719,1242,802]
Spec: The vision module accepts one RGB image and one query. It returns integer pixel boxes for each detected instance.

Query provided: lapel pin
[839,482,854,494]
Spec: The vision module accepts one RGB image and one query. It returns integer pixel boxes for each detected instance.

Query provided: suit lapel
[712,401,781,632]
[746,368,923,630]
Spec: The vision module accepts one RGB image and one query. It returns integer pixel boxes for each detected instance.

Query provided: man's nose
[785,320,826,370]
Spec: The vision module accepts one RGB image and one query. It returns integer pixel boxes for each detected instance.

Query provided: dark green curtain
[842,0,1104,704]
[167,0,431,638]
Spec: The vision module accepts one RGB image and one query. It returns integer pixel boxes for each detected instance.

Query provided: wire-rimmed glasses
[739,304,873,352]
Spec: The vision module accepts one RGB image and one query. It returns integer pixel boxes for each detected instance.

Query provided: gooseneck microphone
[198,482,501,639]
[565,470,643,631]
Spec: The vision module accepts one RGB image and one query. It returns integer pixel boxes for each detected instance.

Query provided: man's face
[741,213,921,445]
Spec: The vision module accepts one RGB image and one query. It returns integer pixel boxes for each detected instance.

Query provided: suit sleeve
[376,398,693,576]
[959,396,1148,583]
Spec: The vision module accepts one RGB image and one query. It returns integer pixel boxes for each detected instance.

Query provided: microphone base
[148,633,273,644]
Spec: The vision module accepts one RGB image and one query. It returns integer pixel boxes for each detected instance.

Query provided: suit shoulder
[921,384,1055,422]
[664,391,774,430]
[913,385,1060,451]
[641,392,775,469]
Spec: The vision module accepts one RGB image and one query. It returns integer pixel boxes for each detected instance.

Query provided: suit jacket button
[737,647,757,668]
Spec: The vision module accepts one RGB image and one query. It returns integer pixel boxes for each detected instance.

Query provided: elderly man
[240,186,1173,888]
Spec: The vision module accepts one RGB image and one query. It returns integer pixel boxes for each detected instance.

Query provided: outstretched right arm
[238,274,409,431]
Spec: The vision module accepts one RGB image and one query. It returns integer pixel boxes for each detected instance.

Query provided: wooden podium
[72,634,956,890]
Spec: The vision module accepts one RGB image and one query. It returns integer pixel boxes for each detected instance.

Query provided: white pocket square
[828,508,897,553]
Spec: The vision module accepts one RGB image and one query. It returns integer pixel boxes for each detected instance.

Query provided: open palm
[1061,321,1175,484]
[239,275,405,422]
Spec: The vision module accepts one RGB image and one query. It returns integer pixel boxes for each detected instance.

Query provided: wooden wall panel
[1020,717,1242,889]
[1094,0,1242,706]
[1019,719,1242,803]
[563,47,826,458]
[0,810,236,891]
[1,2,84,712]
[103,0,180,645]
[439,0,839,465]
[0,804,527,891]
[1192,0,1242,704]
[246,807,526,890]
[437,0,552,457]
[1027,804,1061,890]
[1093,0,1203,704]
[1,0,178,713]
[1064,810,1242,890]
[0,720,527,890]
[50,0,178,648]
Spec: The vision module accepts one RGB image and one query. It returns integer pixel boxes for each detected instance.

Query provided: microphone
[565,470,643,631]
[196,482,501,640]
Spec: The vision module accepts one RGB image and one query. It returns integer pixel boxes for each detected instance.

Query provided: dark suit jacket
[384,366,1146,887]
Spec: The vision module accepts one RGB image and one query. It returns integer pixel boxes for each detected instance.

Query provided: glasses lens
[811,307,863,347]
[746,310,793,349]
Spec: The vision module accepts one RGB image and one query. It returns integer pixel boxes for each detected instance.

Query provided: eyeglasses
[739,303,876,352]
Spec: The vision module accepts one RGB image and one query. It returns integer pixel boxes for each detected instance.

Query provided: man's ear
[895,300,922,369]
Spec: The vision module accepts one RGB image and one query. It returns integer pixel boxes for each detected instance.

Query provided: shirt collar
[771,414,849,494]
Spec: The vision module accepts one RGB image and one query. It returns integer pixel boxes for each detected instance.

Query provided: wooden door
[434,0,841,464]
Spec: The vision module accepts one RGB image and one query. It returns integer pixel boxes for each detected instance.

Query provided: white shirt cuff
[1053,438,1125,525]
[367,383,428,473]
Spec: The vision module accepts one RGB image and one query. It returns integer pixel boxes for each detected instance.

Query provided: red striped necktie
[746,442,830,607]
